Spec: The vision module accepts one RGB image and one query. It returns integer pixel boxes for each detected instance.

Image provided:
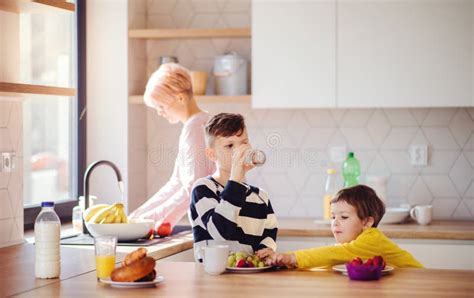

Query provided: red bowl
[345,263,383,281]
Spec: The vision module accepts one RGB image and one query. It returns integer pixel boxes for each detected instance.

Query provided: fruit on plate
[345,256,386,281]
[83,203,129,224]
[156,222,172,237]
[227,252,265,268]
[348,256,386,269]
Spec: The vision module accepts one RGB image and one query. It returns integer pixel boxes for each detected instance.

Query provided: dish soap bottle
[342,152,360,187]
[323,168,337,220]
[35,201,61,279]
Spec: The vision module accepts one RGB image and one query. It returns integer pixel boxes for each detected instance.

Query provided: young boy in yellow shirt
[258,185,423,269]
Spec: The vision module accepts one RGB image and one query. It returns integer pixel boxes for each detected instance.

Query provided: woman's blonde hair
[144,63,193,108]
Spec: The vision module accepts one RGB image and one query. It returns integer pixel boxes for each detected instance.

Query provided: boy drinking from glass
[189,113,278,262]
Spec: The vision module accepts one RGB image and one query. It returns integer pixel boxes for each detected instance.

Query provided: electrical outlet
[410,145,428,166]
[2,153,13,172]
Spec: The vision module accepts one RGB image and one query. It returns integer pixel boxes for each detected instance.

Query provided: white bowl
[86,219,154,241]
[380,207,410,224]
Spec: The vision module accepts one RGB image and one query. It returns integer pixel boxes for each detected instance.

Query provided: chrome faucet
[83,160,124,234]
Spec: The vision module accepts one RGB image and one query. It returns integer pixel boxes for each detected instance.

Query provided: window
[22,1,85,228]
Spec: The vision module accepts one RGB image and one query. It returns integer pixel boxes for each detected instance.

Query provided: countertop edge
[277,229,474,240]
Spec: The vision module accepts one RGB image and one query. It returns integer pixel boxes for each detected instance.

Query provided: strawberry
[236,259,246,268]
[350,257,363,266]
[373,256,384,267]
[364,258,374,266]
[246,261,255,267]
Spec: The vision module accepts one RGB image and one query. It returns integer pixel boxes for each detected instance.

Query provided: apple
[156,222,173,237]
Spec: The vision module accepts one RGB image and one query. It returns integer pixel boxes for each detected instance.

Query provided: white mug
[202,245,229,275]
[410,205,433,225]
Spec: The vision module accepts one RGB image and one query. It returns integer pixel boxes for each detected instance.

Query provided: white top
[129,112,215,228]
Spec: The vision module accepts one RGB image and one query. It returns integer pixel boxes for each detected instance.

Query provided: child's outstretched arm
[262,252,297,268]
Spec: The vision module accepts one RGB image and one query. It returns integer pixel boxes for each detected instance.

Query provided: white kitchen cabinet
[277,237,474,270]
[252,0,336,108]
[252,0,472,108]
[396,239,474,270]
[338,0,473,107]
[277,237,334,252]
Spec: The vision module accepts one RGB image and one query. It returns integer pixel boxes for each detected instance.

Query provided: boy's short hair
[331,185,386,227]
[205,113,246,147]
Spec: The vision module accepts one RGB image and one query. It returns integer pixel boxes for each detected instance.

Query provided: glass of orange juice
[94,236,117,281]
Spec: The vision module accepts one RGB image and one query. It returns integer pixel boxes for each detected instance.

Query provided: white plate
[332,264,394,275]
[99,276,164,288]
[226,266,272,273]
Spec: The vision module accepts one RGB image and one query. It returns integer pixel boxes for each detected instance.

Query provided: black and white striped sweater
[189,176,278,259]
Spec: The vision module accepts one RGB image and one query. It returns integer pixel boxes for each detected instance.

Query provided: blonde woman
[129,63,215,232]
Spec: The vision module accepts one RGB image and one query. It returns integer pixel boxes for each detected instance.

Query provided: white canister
[365,175,388,202]
[213,52,248,95]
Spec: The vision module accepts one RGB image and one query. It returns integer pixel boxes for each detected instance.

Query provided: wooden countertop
[0,233,193,297]
[3,219,472,296]
[277,219,474,240]
[15,262,474,297]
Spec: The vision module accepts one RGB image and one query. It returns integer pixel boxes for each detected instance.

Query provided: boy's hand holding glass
[230,144,254,183]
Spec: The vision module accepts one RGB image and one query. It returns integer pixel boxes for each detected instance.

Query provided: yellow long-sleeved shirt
[294,228,423,269]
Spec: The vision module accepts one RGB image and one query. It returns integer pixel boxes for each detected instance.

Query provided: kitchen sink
[60,225,192,247]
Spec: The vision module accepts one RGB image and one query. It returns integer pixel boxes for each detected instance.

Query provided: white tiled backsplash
[141,106,474,220]
[0,100,24,248]
[127,0,473,220]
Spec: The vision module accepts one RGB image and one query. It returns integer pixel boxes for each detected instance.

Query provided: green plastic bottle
[342,152,360,187]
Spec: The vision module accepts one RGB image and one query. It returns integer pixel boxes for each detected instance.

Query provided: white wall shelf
[129,94,251,105]
[0,0,75,13]
[0,82,76,97]
[128,28,251,39]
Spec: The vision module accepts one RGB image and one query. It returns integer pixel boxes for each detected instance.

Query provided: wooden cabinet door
[338,0,473,107]
[252,0,336,108]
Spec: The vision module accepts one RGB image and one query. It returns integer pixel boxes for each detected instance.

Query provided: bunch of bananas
[83,203,129,224]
